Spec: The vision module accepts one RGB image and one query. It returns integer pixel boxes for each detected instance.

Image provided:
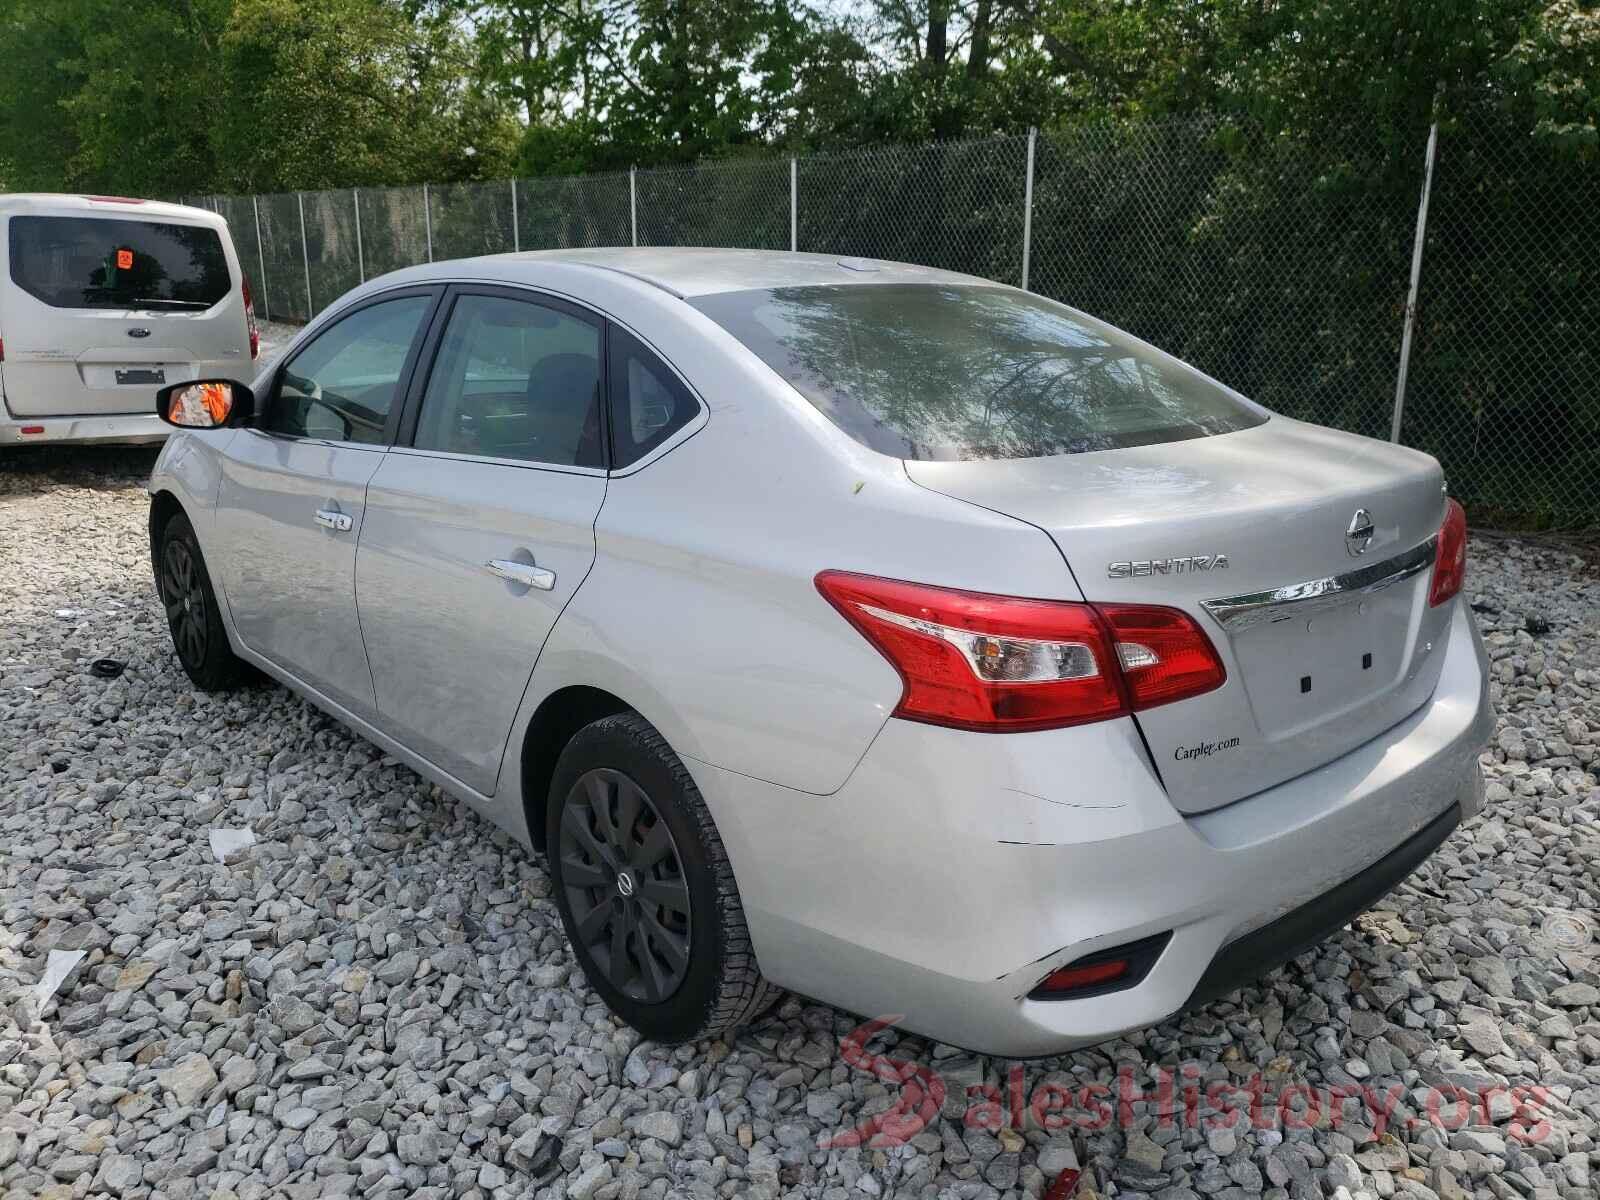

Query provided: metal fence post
[297,191,313,318]
[511,179,520,252]
[251,196,269,320]
[790,157,798,252]
[1392,122,1439,444]
[1021,127,1037,292]
[423,183,434,262]
[630,168,638,246]
[353,189,365,283]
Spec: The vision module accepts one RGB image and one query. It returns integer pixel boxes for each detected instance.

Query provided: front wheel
[156,513,253,691]
[546,712,779,1043]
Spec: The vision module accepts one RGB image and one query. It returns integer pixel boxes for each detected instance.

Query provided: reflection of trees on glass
[693,285,1265,461]
[164,222,231,303]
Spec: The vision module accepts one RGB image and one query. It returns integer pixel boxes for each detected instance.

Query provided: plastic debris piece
[209,828,256,863]
[1042,1168,1083,1200]
[35,949,87,1008]
[55,608,84,619]
[1542,910,1593,950]
[90,658,126,679]
[527,1133,563,1184]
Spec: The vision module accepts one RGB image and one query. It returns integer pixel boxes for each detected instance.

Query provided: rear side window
[607,327,699,468]
[414,294,604,468]
[691,284,1266,460]
[8,215,231,311]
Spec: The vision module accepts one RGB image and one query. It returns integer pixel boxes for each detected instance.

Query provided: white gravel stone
[158,1052,218,1106]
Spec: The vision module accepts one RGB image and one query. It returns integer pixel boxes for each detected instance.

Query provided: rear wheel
[546,712,779,1043]
[157,513,252,691]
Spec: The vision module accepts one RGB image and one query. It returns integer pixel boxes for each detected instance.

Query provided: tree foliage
[5,1,1598,193]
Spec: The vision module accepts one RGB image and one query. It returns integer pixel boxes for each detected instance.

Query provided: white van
[0,194,258,445]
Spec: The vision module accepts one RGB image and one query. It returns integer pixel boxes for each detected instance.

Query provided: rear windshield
[691,284,1265,460]
[8,215,231,311]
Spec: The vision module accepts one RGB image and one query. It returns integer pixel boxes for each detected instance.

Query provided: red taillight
[1429,498,1467,607]
[0,336,5,362]
[815,572,1225,733]
[242,274,260,359]
[1098,604,1227,711]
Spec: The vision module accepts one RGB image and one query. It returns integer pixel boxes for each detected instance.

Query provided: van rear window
[8,215,230,311]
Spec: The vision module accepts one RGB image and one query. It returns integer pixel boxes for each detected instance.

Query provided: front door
[213,289,437,719]
[356,287,608,793]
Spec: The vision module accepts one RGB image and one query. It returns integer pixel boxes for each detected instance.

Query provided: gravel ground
[2,453,1598,1200]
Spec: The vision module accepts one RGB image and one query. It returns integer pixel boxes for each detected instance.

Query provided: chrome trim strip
[1201,537,1437,632]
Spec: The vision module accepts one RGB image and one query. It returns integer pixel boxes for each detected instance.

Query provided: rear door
[1,208,246,417]
[356,286,610,794]
[213,288,439,719]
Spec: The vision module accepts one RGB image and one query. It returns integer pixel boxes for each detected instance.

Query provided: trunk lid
[907,416,1454,814]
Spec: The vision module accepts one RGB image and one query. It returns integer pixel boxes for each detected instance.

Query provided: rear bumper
[1,408,168,445]
[1185,800,1461,1008]
[691,598,1493,1057]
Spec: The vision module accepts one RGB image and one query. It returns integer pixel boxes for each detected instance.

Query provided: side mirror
[157,380,255,429]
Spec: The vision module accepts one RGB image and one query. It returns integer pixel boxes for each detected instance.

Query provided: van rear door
[1,211,244,417]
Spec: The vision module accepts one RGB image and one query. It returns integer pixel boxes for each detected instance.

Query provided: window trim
[256,284,444,449]
[395,282,610,474]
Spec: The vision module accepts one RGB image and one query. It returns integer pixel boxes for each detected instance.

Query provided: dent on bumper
[691,600,1493,1057]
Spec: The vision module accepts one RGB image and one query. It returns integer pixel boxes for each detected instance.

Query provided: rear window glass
[691,284,1265,460]
[8,215,231,311]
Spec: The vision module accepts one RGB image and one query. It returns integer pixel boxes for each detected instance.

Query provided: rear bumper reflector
[1029,932,1172,1000]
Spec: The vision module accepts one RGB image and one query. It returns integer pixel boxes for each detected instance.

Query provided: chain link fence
[185,111,1599,527]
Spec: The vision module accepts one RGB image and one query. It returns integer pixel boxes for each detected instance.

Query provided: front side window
[265,295,431,443]
[691,284,1266,460]
[8,215,231,310]
[414,294,603,468]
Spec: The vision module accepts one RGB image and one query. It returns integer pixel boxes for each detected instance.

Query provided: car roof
[0,193,225,225]
[477,247,992,298]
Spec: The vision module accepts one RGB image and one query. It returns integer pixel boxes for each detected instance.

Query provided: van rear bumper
[1,407,168,445]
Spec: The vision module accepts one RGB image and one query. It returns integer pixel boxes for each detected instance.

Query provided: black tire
[156,513,253,692]
[546,712,780,1043]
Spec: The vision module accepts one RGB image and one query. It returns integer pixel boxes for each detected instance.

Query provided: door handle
[314,508,353,533]
[485,559,556,590]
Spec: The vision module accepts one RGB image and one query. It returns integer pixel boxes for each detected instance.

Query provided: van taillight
[242,275,260,359]
[815,571,1225,732]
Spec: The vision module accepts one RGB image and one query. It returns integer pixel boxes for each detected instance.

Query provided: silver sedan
[147,249,1492,1056]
